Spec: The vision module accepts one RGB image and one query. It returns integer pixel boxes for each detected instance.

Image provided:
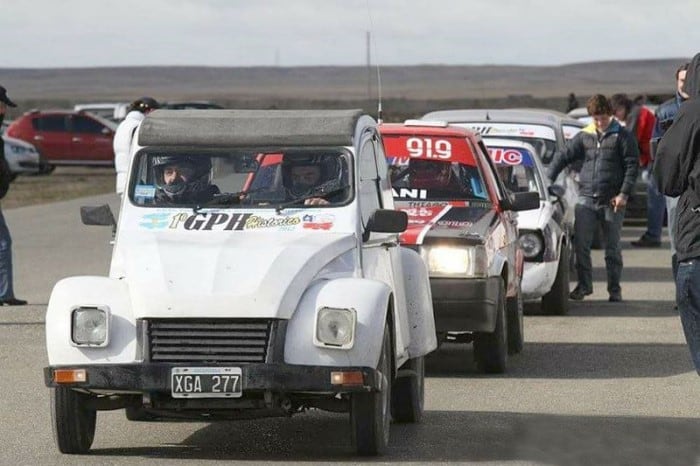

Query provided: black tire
[351,323,392,456]
[506,283,524,355]
[51,387,96,454]
[391,356,425,423]
[125,406,157,421]
[542,243,570,315]
[473,279,508,374]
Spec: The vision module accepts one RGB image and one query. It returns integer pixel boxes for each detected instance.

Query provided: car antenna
[366,0,383,123]
[486,111,491,121]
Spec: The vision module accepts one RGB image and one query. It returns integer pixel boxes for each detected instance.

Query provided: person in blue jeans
[0,86,27,306]
[654,52,700,374]
[548,94,639,302]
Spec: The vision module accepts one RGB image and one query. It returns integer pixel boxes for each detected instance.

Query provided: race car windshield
[388,159,489,202]
[492,137,557,165]
[129,148,352,208]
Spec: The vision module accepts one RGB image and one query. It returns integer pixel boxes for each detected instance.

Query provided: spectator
[610,93,659,247]
[548,94,639,302]
[653,52,700,374]
[566,92,579,113]
[113,97,159,196]
[0,86,26,306]
[651,62,690,279]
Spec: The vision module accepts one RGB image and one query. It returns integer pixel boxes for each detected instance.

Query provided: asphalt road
[1,194,698,466]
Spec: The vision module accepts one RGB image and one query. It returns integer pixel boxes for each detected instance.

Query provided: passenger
[281,155,344,206]
[409,159,469,196]
[152,155,219,204]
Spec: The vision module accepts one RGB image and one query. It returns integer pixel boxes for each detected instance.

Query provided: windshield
[486,136,557,165]
[129,148,352,208]
[487,146,544,198]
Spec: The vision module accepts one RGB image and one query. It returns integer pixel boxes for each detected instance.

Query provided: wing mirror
[363,209,408,241]
[509,191,540,211]
[548,184,566,199]
[81,204,117,238]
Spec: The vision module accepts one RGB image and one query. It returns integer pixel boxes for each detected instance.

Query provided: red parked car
[6,110,117,168]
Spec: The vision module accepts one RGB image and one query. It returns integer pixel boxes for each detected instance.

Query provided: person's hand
[611,194,627,212]
[0,102,6,116]
[304,197,330,206]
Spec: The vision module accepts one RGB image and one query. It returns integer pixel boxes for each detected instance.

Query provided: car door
[69,114,115,164]
[31,114,72,163]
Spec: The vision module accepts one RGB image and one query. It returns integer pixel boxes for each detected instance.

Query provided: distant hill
[0,58,687,120]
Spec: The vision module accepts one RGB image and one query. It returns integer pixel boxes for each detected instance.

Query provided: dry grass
[2,167,115,209]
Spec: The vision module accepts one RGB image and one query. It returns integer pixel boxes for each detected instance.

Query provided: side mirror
[367,209,408,234]
[509,191,540,211]
[81,204,116,227]
[547,184,566,199]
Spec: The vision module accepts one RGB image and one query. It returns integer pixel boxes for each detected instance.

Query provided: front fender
[284,278,391,368]
[46,276,136,365]
[400,247,437,358]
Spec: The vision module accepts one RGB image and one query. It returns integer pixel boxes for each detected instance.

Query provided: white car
[3,135,48,177]
[74,102,130,122]
[485,138,571,315]
[43,109,437,456]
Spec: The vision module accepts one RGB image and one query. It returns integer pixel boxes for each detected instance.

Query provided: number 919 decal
[406,138,452,159]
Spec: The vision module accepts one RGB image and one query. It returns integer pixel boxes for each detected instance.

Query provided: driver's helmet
[152,154,212,202]
[409,159,454,190]
[281,154,342,197]
[129,96,159,114]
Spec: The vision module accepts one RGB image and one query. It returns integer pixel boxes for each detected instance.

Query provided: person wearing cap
[0,86,27,305]
[113,97,159,196]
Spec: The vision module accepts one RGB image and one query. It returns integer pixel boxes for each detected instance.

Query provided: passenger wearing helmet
[114,96,160,196]
[281,155,344,206]
[409,159,462,192]
[152,155,219,204]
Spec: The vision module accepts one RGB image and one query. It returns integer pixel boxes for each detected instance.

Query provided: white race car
[485,138,571,315]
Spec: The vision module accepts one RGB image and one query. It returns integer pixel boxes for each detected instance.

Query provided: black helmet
[152,154,212,202]
[130,96,159,114]
[281,154,343,197]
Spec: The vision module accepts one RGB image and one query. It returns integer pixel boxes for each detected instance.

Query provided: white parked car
[43,109,437,456]
[485,138,571,315]
[3,135,49,178]
[74,102,130,122]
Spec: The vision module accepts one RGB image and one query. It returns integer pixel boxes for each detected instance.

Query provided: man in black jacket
[548,94,639,302]
[0,86,26,306]
[653,52,700,374]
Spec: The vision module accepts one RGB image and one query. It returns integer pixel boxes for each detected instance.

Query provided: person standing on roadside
[654,52,700,374]
[0,86,26,306]
[548,94,639,303]
[651,62,690,279]
[113,97,159,196]
[609,93,659,248]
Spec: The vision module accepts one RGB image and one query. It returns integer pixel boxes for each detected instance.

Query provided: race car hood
[116,231,356,319]
[396,202,496,245]
[512,203,546,230]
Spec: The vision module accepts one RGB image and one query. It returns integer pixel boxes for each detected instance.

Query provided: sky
[2,0,699,68]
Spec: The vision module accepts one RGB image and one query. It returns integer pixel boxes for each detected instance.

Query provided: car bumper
[522,260,558,301]
[429,276,501,333]
[44,362,381,394]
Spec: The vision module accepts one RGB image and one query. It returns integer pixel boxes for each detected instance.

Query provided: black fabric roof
[138,109,366,147]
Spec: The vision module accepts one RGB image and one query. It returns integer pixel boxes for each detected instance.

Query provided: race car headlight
[421,245,488,277]
[519,231,544,260]
[71,306,110,347]
[314,307,356,349]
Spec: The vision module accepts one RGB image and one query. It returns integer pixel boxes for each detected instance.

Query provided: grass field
[3,167,115,210]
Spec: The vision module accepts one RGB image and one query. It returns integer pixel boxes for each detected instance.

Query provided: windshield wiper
[274,184,348,214]
[193,190,258,213]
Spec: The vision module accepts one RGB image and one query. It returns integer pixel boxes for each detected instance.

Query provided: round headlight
[519,232,543,259]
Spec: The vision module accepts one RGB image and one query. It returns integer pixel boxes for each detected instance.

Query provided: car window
[33,115,68,132]
[487,146,543,197]
[72,116,107,134]
[130,148,352,209]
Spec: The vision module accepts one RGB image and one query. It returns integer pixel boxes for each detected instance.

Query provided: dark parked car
[5,110,117,168]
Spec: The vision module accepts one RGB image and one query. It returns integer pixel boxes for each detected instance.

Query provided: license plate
[171,367,243,398]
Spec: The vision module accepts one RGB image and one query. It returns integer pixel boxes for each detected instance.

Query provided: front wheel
[506,283,524,355]
[542,243,570,315]
[51,387,96,454]
[351,323,392,455]
[391,356,425,423]
[474,279,508,373]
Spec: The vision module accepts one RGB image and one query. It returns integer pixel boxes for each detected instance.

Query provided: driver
[409,159,459,191]
[153,155,220,204]
[281,155,343,206]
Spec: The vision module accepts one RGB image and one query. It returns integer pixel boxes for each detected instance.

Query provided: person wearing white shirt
[113,97,159,195]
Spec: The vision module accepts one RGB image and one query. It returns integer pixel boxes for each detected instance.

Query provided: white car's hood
[118,231,356,319]
[515,202,548,230]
